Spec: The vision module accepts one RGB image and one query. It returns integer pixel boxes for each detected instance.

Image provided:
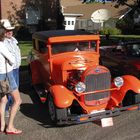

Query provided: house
[0,0,139,34]
[60,0,136,33]
[83,0,112,3]
[0,0,63,34]
[63,13,83,30]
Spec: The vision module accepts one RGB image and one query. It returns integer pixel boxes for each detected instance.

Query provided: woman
[0,27,22,134]
[3,20,21,118]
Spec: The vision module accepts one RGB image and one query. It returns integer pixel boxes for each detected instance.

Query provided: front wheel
[122,91,140,106]
[48,94,68,125]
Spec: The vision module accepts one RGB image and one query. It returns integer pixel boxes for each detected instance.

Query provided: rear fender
[108,75,140,107]
[49,85,76,108]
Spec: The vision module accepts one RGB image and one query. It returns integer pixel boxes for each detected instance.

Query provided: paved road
[1,71,140,140]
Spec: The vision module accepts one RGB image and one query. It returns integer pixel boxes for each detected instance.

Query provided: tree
[82,0,106,3]
[82,0,140,12]
[112,0,140,12]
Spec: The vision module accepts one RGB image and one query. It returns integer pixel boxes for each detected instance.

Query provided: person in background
[1,20,21,117]
[0,27,22,134]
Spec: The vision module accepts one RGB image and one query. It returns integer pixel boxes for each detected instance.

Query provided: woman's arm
[0,43,15,65]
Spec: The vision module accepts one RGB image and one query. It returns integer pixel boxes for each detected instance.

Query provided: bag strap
[5,59,9,80]
[5,60,7,74]
[2,55,10,80]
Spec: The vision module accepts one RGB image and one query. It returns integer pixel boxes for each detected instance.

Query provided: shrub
[15,26,32,41]
[100,27,122,35]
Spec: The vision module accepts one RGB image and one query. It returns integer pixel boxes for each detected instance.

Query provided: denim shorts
[0,71,18,92]
[13,68,19,87]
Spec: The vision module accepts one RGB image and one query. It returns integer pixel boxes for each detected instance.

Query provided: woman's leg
[0,95,8,131]
[5,68,19,117]
[5,95,10,111]
[6,89,22,133]
[5,95,13,118]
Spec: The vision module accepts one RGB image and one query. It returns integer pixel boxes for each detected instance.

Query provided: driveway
[0,70,140,140]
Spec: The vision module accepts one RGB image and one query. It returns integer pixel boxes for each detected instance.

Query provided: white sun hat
[0,19,15,30]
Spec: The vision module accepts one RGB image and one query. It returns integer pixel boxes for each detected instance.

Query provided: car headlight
[75,82,86,93]
[114,77,124,87]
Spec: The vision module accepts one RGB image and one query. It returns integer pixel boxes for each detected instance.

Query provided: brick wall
[1,0,24,20]
[0,0,63,30]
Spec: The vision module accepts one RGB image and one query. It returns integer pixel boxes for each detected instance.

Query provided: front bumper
[57,103,140,125]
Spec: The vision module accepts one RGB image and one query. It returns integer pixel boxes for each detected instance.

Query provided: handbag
[0,59,10,99]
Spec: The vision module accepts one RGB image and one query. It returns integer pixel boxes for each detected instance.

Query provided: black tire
[48,94,68,125]
[122,91,136,106]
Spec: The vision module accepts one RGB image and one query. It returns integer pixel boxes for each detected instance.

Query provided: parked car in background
[100,41,140,78]
[28,30,140,126]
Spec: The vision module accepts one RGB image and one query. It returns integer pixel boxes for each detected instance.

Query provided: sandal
[6,129,22,135]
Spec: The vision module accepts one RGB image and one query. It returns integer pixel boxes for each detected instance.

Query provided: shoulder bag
[0,59,10,99]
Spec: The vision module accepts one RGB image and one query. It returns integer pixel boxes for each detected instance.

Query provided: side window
[38,41,48,53]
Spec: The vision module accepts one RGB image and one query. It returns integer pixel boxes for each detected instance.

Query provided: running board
[33,84,47,103]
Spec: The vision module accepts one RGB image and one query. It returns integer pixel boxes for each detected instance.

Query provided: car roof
[32,30,92,41]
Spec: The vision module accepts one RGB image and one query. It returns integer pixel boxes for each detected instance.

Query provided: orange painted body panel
[50,85,76,108]
[50,85,109,113]
[121,75,140,93]
[107,75,140,108]
[50,52,100,84]
[48,35,100,44]
[30,60,42,85]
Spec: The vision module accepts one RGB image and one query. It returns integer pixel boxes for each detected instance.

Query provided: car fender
[109,75,140,107]
[49,85,76,108]
[121,75,140,93]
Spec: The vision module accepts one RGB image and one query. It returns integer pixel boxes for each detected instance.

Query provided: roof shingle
[63,3,131,19]
[61,0,136,20]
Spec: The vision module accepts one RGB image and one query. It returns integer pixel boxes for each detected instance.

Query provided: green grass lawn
[19,41,32,66]
[19,41,32,56]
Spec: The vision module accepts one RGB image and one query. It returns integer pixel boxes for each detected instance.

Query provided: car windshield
[51,41,96,54]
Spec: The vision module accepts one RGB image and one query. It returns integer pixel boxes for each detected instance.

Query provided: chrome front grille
[85,72,111,92]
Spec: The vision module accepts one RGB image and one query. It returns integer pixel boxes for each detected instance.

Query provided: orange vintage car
[28,30,140,125]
